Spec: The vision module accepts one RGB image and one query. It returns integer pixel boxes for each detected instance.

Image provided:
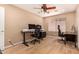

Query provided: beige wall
[43,12,76,35]
[0,4,43,47]
[76,5,79,48]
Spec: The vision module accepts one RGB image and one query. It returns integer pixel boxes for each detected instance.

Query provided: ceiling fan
[34,4,56,13]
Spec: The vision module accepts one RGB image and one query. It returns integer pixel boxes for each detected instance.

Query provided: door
[56,19,66,32]
[0,7,5,50]
[48,19,56,31]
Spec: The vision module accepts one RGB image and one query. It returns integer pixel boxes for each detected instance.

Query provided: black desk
[64,33,77,47]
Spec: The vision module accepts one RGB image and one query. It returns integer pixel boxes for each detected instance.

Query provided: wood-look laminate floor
[4,36,79,54]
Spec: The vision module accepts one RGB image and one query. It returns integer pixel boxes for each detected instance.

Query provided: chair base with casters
[30,25,46,45]
[30,39,40,44]
[31,31,46,44]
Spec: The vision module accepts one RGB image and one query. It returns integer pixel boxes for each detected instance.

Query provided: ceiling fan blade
[34,8,41,9]
[47,7,56,10]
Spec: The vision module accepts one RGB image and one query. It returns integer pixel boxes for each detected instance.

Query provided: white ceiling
[13,4,77,17]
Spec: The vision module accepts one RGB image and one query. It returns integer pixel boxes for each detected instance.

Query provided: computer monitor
[28,24,36,29]
[35,25,41,29]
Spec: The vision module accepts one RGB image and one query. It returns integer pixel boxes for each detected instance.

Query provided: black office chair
[35,25,46,40]
[57,25,64,41]
[31,25,46,44]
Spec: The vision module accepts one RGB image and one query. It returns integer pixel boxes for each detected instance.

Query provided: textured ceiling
[13,4,77,17]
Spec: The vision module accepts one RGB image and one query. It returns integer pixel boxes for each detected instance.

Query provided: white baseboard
[5,41,23,50]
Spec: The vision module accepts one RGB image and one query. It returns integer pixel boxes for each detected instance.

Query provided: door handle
[1,30,4,32]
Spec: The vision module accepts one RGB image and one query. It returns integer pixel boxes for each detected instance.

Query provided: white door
[0,7,5,50]
[56,20,66,32]
[48,20,56,31]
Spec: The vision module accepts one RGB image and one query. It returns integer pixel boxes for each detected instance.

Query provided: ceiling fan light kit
[35,4,56,13]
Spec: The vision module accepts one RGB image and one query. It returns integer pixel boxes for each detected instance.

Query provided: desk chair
[58,25,64,41]
[31,25,46,44]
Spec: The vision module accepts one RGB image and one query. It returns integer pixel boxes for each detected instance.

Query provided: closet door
[56,19,66,32]
[48,20,56,31]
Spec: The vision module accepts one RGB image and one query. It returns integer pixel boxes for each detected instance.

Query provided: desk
[64,32,77,47]
[21,29,45,46]
[21,29,35,46]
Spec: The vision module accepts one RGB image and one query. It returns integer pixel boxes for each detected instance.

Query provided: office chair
[57,25,64,41]
[31,25,46,44]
